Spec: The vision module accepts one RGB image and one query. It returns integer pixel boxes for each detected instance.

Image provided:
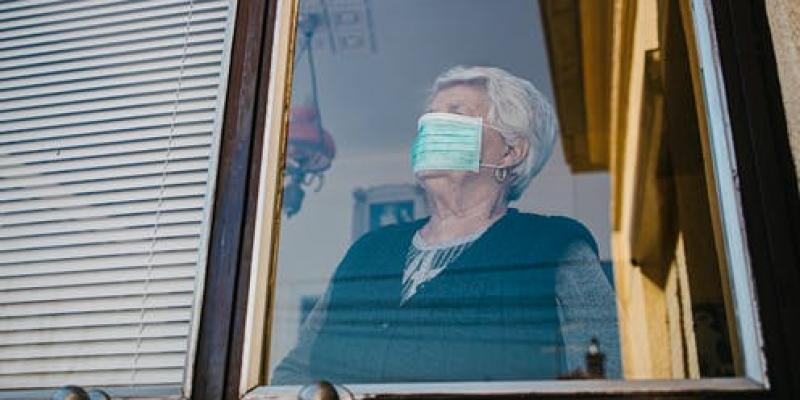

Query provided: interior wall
[267,0,615,376]
[269,137,612,373]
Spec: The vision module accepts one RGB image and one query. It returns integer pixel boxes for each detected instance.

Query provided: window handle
[50,386,110,400]
[298,381,341,400]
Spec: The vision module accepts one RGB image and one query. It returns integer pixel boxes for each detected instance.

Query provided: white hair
[428,66,558,201]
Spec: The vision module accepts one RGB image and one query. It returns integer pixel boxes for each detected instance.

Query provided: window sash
[241,0,768,396]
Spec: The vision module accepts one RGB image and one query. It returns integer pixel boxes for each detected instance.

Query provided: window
[0,0,236,397]
[241,0,767,397]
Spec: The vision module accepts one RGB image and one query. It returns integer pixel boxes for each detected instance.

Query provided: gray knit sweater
[273,210,621,384]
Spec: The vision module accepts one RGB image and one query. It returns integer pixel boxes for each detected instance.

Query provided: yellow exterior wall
[765,1,800,187]
[548,0,742,379]
[610,0,736,379]
[611,0,663,379]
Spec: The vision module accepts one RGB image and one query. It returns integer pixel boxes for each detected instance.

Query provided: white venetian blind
[0,0,235,396]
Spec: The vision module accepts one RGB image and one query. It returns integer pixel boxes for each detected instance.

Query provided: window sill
[244,377,766,399]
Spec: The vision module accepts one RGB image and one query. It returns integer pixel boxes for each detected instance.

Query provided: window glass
[263,0,746,386]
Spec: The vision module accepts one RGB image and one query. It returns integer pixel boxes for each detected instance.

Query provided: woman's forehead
[429,84,489,115]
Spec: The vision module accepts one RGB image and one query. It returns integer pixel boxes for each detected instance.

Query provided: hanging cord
[305,26,324,135]
[293,33,310,67]
[131,0,195,386]
[296,12,325,138]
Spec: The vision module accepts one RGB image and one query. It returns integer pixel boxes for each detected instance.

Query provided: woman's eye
[449,107,465,115]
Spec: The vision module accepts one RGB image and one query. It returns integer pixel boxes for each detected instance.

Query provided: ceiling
[290,0,554,157]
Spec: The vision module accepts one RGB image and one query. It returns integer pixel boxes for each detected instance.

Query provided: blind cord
[131,0,195,386]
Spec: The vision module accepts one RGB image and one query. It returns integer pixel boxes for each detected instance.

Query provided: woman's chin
[414,170,474,191]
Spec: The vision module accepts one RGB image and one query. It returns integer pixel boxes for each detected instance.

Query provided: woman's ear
[501,138,529,168]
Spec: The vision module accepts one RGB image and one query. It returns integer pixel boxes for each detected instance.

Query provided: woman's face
[417,84,509,182]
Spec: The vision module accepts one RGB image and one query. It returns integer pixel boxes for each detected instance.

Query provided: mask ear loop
[480,144,512,184]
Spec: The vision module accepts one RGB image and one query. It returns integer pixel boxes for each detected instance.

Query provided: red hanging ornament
[287,106,336,174]
[283,106,336,217]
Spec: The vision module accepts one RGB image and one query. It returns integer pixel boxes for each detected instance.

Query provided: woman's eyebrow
[425,102,471,114]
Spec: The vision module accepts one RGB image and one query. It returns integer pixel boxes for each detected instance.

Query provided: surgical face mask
[411,112,505,173]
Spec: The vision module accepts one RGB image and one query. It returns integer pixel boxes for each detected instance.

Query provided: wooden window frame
[191,0,800,399]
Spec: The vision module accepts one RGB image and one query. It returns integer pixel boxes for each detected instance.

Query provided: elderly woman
[273,66,620,384]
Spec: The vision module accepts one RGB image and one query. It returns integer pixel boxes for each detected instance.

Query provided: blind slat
[0,210,204,239]
[0,85,219,123]
[1,144,210,179]
[0,277,196,305]
[0,10,227,57]
[0,0,223,35]
[0,98,218,133]
[0,71,218,110]
[0,323,189,347]
[0,33,225,76]
[0,223,202,253]
[0,237,201,265]
[0,64,220,103]
[0,196,205,227]
[0,122,212,154]
[0,251,199,278]
[0,157,210,189]
[0,0,133,21]
[0,290,194,318]
[0,176,207,205]
[0,352,186,375]
[0,337,189,361]
[0,368,184,389]
[0,109,217,144]
[0,52,221,93]
[2,149,210,183]
[0,307,192,332]
[0,133,211,167]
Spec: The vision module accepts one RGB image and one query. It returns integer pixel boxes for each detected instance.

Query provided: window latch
[50,386,110,400]
[299,381,342,400]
